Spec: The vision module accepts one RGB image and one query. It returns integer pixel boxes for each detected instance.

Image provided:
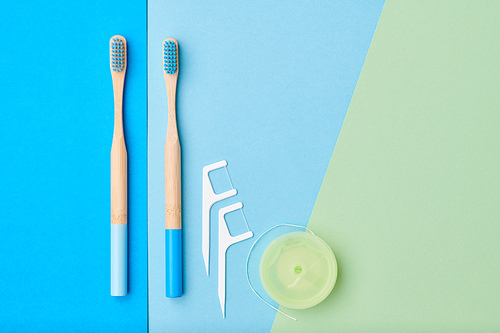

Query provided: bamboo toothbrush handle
[164,94,182,298]
[110,111,128,297]
[164,129,182,298]
[111,134,127,224]
[164,67,181,230]
[111,76,127,224]
[165,140,181,228]
[165,129,181,229]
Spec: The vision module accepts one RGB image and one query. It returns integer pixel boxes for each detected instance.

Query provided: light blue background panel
[0,1,147,331]
[148,1,384,331]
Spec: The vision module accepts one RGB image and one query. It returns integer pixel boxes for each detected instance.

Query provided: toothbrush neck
[113,79,125,135]
[114,108,124,136]
[166,77,178,132]
[168,98,177,124]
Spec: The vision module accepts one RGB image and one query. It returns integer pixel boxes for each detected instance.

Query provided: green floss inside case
[259,231,338,310]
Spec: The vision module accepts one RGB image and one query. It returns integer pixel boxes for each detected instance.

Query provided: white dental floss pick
[202,160,237,275]
[218,202,253,318]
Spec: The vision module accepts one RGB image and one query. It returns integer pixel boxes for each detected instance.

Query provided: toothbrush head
[110,35,127,73]
[163,39,178,75]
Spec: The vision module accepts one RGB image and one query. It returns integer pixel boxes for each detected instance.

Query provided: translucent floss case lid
[259,231,338,309]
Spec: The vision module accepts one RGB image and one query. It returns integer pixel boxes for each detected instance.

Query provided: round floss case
[259,231,338,309]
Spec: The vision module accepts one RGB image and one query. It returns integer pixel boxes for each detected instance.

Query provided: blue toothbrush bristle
[111,37,125,72]
[163,40,177,74]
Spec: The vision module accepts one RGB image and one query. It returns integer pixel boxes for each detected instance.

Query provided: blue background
[0,1,147,331]
[147,1,384,332]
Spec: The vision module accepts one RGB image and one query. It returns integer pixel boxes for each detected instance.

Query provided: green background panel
[272,1,500,331]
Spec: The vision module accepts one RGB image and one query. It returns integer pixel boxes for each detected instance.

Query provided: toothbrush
[163,38,182,298]
[110,35,127,296]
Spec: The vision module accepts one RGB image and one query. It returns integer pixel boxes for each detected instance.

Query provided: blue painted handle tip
[165,229,182,297]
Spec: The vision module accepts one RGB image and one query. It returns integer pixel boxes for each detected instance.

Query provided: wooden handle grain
[111,135,127,225]
[165,136,181,229]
